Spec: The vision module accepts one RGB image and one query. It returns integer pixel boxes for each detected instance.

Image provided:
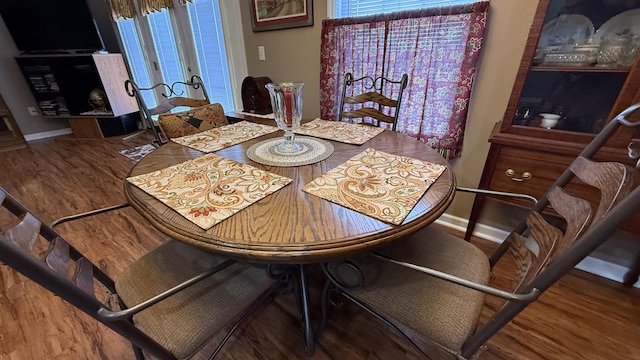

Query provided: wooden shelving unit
[16,53,140,138]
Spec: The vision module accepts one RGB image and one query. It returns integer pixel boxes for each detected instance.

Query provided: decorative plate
[594,9,640,44]
[538,14,595,49]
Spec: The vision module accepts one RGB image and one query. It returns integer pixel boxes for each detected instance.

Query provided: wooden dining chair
[0,187,281,360]
[337,72,409,131]
[319,103,640,359]
[125,75,228,146]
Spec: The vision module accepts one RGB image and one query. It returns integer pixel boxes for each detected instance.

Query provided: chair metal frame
[0,189,283,360]
[337,72,409,131]
[125,75,210,147]
[318,103,640,359]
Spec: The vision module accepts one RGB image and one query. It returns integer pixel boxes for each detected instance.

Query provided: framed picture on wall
[250,0,313,32]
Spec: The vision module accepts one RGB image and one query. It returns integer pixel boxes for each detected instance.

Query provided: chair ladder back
[3,212,41,252]
[73,257,95,295]
[489,107,640,267]
[0,189,180,360]
[546,186,594,259]
[341,106,396,125]
[149,97,210,116]
[570,157,635,222]
[338,72,408,130]
[0,188,116,293]
[42,236,96,295]
[45,236,70,276]
[343,91,399,108]
[465,183,640,359]
[509,211,563,290]
[503,232,535,291]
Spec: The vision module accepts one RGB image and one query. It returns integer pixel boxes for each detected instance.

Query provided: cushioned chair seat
[115,240,272,360]
[341,226,490,356]
[157,103,228,139]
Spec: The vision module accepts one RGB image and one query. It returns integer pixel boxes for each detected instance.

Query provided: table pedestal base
[268,264,316,355]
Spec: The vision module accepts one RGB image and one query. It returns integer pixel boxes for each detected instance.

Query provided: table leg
[268,264,316,355]
[294,265,315,355]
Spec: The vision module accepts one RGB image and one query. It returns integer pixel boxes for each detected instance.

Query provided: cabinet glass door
[510,0,640,134]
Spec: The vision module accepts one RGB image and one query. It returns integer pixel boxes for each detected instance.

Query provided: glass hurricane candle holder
[265,82,304,153]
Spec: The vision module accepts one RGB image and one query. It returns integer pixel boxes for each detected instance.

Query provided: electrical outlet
[258,46,266,61]
[27,106,39,116]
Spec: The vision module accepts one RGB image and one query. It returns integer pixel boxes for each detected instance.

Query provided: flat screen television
[0,0,104,53]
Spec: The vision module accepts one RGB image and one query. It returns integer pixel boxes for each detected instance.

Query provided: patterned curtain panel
[138,0,174,16]
[108,0,137,20]
[108,0,193,20]
[320,1,489,159]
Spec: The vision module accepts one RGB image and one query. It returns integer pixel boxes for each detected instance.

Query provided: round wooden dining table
[124,118,456,354]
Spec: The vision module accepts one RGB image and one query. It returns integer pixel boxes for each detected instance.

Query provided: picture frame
[250,0,313,32]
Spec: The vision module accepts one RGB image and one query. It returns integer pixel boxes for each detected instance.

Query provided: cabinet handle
[505,169,532,182]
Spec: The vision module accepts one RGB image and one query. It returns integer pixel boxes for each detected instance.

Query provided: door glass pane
[515,71,625,133]
[116,18,157,108]
[186,0,234,111]
[146,9,183,88]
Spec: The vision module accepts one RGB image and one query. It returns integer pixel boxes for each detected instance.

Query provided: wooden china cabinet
[468,0,640,284]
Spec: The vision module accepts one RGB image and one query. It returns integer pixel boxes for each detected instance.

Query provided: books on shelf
[45,74,59,91]
[38,97,70,116]
[29,76,47,92]
[38,100,58,116]
[28,73,59,92]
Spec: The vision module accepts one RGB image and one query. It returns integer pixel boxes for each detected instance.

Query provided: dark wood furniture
[241,76,273,115]
[124,119,456,354]
[16,53,139,138]
[0,93,26,151]
[467,0,640,285]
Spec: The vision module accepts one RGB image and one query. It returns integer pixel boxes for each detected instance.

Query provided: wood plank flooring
[0,131,639,360]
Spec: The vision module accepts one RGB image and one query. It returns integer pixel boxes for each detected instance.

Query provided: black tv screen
[0,0,104,53]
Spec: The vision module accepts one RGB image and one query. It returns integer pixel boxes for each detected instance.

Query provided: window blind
[336,0,477,18]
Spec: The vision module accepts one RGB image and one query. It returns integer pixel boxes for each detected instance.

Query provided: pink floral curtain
[320,2,489,159]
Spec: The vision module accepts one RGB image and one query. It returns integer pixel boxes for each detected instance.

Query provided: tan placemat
[171,121,278,153]
[294,118,385,145]
[246,136,334,167]
[127,153,292,229]
[302,148,446,225]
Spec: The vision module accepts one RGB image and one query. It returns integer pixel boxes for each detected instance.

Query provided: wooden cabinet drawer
[487,146,598,204]
[487,145,640,233]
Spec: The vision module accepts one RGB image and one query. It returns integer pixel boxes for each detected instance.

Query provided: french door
[116,0,245,113]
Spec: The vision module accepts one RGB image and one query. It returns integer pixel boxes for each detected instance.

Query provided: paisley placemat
[247,136,334,167]
[127,153,292,229]
[302,148,446,225]
[171,121,278,153]
[294,118,385,145]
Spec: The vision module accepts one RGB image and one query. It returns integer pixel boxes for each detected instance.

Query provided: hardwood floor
[1,131,639,360]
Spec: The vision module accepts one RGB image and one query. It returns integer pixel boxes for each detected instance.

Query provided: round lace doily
[246,136,334,167]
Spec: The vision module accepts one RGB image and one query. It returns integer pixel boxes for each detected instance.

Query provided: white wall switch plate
[258,46,266,61]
